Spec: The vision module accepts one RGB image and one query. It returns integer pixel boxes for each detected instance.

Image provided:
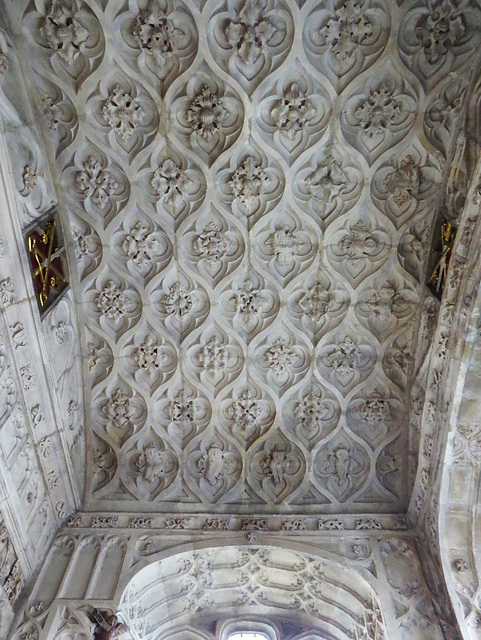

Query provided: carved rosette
[398,217,430,281]
[151,270,210,340]
[170,69,244,166]
[209,0,293,93]
[182,208,245,287]
[318,331,377,395]
[326,213,390,288]
[253,327,310,396]
[303,0,390,92]
[347,384,404,449]
[283,380,340,449]
[249,429,306,503]
[93,378,147,447]
[256,61,332,162]
[219,385,276,449]
[293,144,363,230]
[86,274,142,341]
[220,270,279,340]
[255,208,317,286]
[112,211,172,282]
[398,0,480,91]
[154,382,211,447]
[123,429,179,500]
[341,70,418,164]
[186,324,244,395]
[119,0,198,89]
[121,327,177,392]
[355,275,418,342]
[287,271,349,344]
[143,149,206,229]
[217,141,284,227]
[371,145,441,229]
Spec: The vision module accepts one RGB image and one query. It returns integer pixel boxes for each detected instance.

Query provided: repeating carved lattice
[17,0,481,513]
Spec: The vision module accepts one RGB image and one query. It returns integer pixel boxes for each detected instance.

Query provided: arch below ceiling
[118,545,387,640]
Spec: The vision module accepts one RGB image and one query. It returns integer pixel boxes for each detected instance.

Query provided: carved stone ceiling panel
[10,0,481,513]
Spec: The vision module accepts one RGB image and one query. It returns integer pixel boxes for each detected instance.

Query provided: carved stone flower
[160,282,193,318]
[233,279,267,323]
[132,1,182,66]
[193,222,231,265]
[134,336,166,376]
[298,283,333,321]
[263,339,297,377]
[267,225,302,264]
[318,0,374,60]
[102,85,144,140]
[270,83,317,139]
[76,157,118,208]
[151,159,191,206]
[416,1,465,65]
[227,389,261,436]
[305,156,347,202]
[355,84,401,138]
[95,281,126,320]
[122,222,160,268]
[228,156,268,209]
[40,1,89,63]
[103,389,132,429]
[186,85,228,142]
[225,0,277,65]
[199,336,227,374]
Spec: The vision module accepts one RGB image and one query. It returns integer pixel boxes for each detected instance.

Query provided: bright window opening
[229,633,269,640]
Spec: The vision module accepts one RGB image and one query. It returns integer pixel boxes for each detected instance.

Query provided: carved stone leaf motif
[85,328,113,388]
[341,71,417,164]
[283,380,340,449]
[398,217,430,282]
[217,142,284,227]
[187,325,244,395]
[155,383,211,447]
[303,0,390,92]
[356,276,418,342]
[377,437,403,500]
[95,380,146,446]
[399,0,480,91]
[314,432,370,502]
[424,76,467,157]
[151,270,210,340]
[371,147,441,229]
[187,435,242,502]
[87,276,141,341]
[327,214,390,287]
[318,332,377,395]
[124,0,198,88]
[383,331,413,392]
[102,84,143,140]
[76,156,118,209]
[171,70,244,166]
[183,210,244,286]
[254,328,310,397]
[250,430,306,503]
[220,385,276,448]
[209,0,293,93]
[124,430,178,500]
[347,384,404,449]
[40,2,89,64]
[220,270,279,340]
[257,63,332,162]
[293,145,363,230]
[0,340,16,430]
[122,330,177,392]
[287,271,349,344]
[113,213,172,282]
[255,209,317,286]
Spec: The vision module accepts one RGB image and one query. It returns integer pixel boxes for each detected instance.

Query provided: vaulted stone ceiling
[9,0,481,516]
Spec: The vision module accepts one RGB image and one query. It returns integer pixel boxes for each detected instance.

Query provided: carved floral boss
[25,212,68,312]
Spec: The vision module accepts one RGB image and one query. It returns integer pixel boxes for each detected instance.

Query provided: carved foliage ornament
[40,1,89,63]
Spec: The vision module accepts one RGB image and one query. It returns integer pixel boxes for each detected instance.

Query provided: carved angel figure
[88,609,129,640]
[260,448,300,485]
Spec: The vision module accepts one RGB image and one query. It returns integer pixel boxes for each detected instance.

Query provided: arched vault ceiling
[8,0,481,514]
